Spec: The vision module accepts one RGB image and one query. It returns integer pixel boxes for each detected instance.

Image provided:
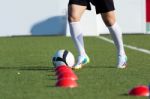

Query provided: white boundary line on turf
[97,36,150,55]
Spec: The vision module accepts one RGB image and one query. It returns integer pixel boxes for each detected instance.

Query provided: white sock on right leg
[69,21,86,56]
[107,22,126,56]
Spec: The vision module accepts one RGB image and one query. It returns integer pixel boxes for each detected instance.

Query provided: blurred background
[0,0,149,37]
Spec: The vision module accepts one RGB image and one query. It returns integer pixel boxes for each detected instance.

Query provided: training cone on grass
[55,65,68,71]
[55,65,74,76]
[56,79,78,88]
[128,85,149,96]
[54,65,79,88]
[57,71,78,81]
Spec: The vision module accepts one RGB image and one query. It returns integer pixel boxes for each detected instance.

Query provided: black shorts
[68,0,115,14]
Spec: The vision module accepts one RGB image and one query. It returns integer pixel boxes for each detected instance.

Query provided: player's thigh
[68,4,86,22]
[101,11,116,26]
[93,0,115,14]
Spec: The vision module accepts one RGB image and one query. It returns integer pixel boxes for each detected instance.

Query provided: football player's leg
[68,4,89,69]
[101,11,127,68]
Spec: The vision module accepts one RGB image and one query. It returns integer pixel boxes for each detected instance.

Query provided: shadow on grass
[0,66,54,71]
[0,66,57,88]
[119,93,133,98]
[120,93,129,96]
[85,65,115,69]
[20,66,54,71]
[46,85,56,88]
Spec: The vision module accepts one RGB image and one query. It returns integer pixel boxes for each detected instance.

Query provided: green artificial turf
[0,35,149,99]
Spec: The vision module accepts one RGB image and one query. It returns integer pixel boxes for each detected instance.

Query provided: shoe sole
[72,65,82,70]
[117,56,127,69]
[117,63,127,69]
[72,60,90,70]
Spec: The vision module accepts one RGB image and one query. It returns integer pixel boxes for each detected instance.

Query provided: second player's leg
[68,4,90,69]
[101,11,116,26]
[101,11,127,68]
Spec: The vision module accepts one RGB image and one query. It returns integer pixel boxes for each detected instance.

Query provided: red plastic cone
[55,66,73,76]
[128,85,149,96]
[56,68,74,76]
[57,72,78,80]
[56,79,78,88]
[55,65,68,71]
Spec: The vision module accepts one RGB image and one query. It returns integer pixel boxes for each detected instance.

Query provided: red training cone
[55,65,68,71]
[56,79,78,88]
[128,85,149,96]
[56,66,73,76]
[57,71,78,81]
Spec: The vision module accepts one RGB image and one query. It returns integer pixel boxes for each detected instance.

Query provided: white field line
[96,36,150,55]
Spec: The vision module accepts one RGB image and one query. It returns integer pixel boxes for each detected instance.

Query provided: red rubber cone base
[128,85,149,96]
[55,65,68,71]
[57,72,78,80]
[56,79,78,88]
[56,66,73,76]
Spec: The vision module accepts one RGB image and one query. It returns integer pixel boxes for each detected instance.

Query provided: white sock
[69,21,86,56]
[107,22,125,56]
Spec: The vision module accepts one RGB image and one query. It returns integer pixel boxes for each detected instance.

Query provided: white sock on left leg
[69,21,86,56]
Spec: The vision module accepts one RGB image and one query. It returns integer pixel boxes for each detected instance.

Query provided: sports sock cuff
[69,21,82,36]
[69,21,80,25]
[107,22,118,29]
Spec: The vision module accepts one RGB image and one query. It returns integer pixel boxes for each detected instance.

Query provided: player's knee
[68,14,81,22]
[101,11,116,26]
[103,18,116,27]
